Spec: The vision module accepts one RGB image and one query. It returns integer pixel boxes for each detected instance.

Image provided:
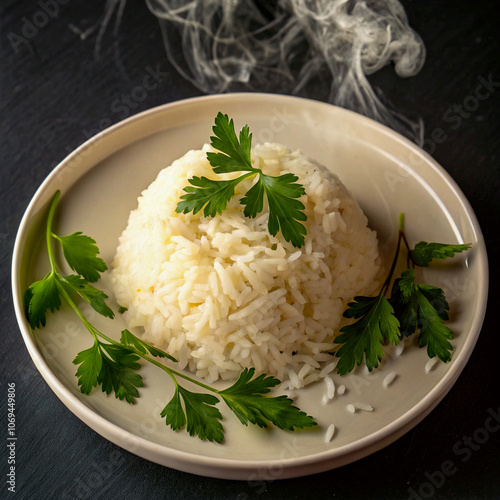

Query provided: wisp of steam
[98,0,426,144]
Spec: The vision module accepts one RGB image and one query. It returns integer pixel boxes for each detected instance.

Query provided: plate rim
[11,92,489,479]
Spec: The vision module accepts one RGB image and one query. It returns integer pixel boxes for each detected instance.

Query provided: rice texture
[110,143,381,385]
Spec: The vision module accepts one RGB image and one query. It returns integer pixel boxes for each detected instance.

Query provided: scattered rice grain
[324,423,336,443]
[353,402,374,412]
[324,376,335,399]
[425,357,439,373]
[382,371,397,388]
[394,343,404,357]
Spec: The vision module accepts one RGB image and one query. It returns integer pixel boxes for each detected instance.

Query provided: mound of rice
[110,143,381,388]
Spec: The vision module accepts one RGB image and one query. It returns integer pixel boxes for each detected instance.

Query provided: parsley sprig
[23,191,317,443]
[334,213,471,375]
[176,112,307,247]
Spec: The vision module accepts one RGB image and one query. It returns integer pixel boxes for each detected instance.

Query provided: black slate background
[1,1,499,499]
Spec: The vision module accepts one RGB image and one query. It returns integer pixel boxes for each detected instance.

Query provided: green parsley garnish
[391,269,454,361]
[23,190,317,443]
[176,112,307,248]
[409,241,472,267]
[334,213,471,375]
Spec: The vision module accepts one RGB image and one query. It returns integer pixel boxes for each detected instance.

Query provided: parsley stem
[396,213,416,269]
[163,368,218,393]
[379,212,411,295]
[397,214,413,268]
[46,190,61,274]
[400,237,413,269]
[398,212,405,232]
[380,229,403,295]
[55,280,100,340]
[128,348,219,393]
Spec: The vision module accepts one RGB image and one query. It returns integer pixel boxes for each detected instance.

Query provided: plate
[12,93,488,480]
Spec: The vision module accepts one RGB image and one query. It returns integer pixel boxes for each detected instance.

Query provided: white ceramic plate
[12,94,488,480]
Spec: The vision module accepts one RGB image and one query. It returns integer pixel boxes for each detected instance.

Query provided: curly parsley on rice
[110,142,381,388]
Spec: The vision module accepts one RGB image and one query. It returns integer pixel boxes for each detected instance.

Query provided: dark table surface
[1,1,499,499]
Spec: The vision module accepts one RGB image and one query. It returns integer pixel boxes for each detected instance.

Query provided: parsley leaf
[391,269,453,362]
[160,387,186,431]
[97,344,143,403]
[176,173,253,217]
[207,114,252,172]
[176,112,307,247]
[410,241,471,267]
[335,295,400,375]
[24,272,62,329]
[73,340,103,395]
[218,368,317,430]
[54,232,108,282]
[63,274,114,319]
[161,386,224,443]
[416,290,453,362]
[242,173,307,247]
[73,340,143,403]
[160,368,317,442]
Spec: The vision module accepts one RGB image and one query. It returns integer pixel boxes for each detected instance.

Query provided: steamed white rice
[110,142,381,387]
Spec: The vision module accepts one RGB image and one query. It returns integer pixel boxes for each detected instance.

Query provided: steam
[99,0,426,144]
